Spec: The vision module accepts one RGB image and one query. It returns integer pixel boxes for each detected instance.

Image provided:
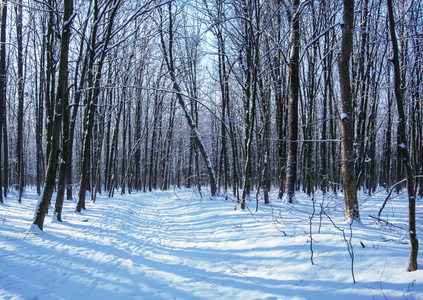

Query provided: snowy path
[1,188,422,299]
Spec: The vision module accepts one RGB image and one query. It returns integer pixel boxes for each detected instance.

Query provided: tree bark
[284,0,300,203]
[15,0,24,203]
[239,0,259,209]
[339,0,359,220]
[387,0,418,271]
[53,6,90,219]
[77,0,120,212]
[0,0,6,203]
[159,3,217,196]
[33,0,74,230]
[44,0,56,170]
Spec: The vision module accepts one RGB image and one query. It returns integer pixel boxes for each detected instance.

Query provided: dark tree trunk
[149,84,161,191]
[0,0,6,203]
[273,1,286,199]
[35,19,46,196]
[284,0,300,203]
[134,92,142,191]
[66,20,90,201]
[142,96,150,192]
[2,99,7,198]
[77,0,120,212]
[53,9,90,219]
[15,0,24,203]
[321,0,330,193]
[45,0,56,170]
[159,3,217,196]
[107,100,123,197]
[33,0,74,230]
[240,0,259,209]
[258,67,271,205]
[387,0,418,271]
[104,86,113,192]
[162,96,175,190]
[339,0,359,221]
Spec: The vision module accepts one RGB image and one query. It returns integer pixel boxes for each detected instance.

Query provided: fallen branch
[323,211,356,283]
[369,215,407,230]
[378,179,407,218]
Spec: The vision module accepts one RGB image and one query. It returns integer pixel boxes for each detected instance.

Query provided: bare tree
[32,0,74,230]
[77,0,121,212]
[386,0,418,271]
[284,0,301,203]
[0,0,6,203]
[236,0,260,209]
[159,2,217,196]
[338,0,359,221]
[15,0,24,203]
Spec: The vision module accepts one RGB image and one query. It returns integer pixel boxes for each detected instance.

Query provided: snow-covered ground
[0,187,422,299]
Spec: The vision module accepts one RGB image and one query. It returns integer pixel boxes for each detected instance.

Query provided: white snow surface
[341,113,349,120]
[1,188,422,299]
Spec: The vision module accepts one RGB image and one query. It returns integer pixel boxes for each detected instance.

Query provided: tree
[203,0,239,198]
[53,6,91,220]
[15,0,24,203]
[257,39,271,205]
[32,0,74,231]
[54,6,91,221]
[44,0,57,172]
[0,0,6,203]
[237,0,259,209]
[35,9,46,196]
[65,7,91,201]
[77,0,121,212]
[271,0,288,200]
[284,0,301,203]
[159,2,217,196]
[338,0,359,221]
[386,0,418,272]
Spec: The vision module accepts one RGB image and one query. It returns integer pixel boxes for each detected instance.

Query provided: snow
[1,187,423,299]
[282,193,298,204]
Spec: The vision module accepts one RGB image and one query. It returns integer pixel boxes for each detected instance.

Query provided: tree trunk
[66,20,90,201]
[45,0,56,170]
[142,96,150,192]
[240,0,259,209]
[162,96,175,190]
[134,92,142,191]
[217,29,229,192]
[258,69,271,205]
[321,1,330,193]
[53,9,90,219]
[107,100,123,197]
[77,0,120,212]
[33,0,74,230]
[149,84,161,191]
[104,86,113,192]
[339,0,359,221]
[386,0,418,271]
[77,0,99,212]
[0,0,6,203]
[284,0,300,203]
[160,3,217,196]
[15,0,24,203]
[35,20,46,196]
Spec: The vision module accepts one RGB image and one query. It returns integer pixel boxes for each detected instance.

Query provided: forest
[0,0,422,270]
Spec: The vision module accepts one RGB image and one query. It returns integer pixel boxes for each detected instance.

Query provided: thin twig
[369,215,407,230]
[378,179,407,218]
[323,211,356,283]
[310,192,315,265]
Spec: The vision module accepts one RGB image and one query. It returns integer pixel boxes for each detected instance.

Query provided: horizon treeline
[0,0,421,207]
